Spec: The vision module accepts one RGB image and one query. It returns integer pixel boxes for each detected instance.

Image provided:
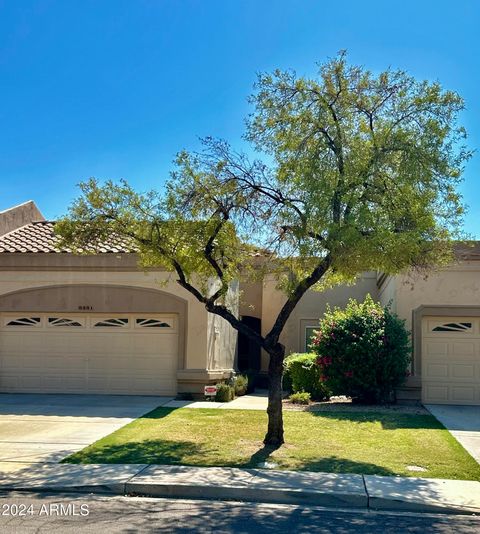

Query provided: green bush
[312,295,411,403]
[215,383,235,402]
[289,392,311,405]
[234,374,248,396]
[283,353,330,400]
[282,367,293,393]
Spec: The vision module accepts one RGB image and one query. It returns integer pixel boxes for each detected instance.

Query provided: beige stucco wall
[386,262,480,331]
[207,281,239,371]
[378,275,397,313]
[0,201,44,236]
[377,261,480,385]
[259,272,378,370]
[239,281,263,319]
[0,264,238,383]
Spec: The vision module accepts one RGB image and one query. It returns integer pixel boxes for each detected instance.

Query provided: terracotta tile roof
[454,242,480,261]
[0,221,138,254]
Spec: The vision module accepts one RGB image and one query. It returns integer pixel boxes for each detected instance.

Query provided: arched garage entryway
[0,284,187,395]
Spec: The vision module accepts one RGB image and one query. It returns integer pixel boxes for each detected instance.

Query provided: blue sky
[0,0,479,234]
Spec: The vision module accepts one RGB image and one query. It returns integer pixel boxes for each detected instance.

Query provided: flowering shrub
[311,295,411,403]
[283,353,330,400]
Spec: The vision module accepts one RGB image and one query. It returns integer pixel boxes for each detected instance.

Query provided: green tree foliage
[56,53,470,445]
[312,296,411,403]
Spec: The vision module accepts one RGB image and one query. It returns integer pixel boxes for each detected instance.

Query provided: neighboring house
[0,201,479,406]
[0,202,237,397]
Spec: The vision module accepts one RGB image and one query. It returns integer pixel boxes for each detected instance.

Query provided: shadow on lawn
[64,439,398,477]
[289,456,396,476]
[244,445,396,475]
[130,407,179,420]
[63,439,208,465]
[247,443,282,467]
[305,410,444,430]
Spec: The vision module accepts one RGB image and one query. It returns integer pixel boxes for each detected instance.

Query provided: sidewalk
[0,462,479,515]
[426,405,480,464]
[163,391,269,410]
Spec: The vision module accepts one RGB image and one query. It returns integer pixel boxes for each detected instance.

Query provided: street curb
[124,482,368,509]
[0,467,479,516]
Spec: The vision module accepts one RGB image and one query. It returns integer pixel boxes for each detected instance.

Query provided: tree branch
[265,254,331,348]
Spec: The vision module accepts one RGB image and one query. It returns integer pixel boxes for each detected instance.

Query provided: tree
[57,53,470,446]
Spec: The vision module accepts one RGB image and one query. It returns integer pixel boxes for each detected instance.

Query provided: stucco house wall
[255,272,378,372]
[380,262,480,390]
[0,201,44,236]
[388,263,480,330]
[239,280,263,319]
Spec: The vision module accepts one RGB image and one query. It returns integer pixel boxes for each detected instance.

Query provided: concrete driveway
[0,394,172,473]
[426,405,480,464]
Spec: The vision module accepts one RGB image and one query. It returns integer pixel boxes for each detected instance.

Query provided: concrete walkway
[164,391,269,410]
[0,394,173,471]
[426,405,480,464]
[0,392,266,474]
[0,463,478,515]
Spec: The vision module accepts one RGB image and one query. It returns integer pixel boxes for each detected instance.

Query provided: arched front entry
[0,284,187,395]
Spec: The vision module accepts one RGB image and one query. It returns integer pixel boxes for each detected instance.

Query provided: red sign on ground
[204,385,217,396]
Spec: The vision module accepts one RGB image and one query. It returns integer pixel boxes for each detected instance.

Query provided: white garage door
[0,313,178,395]
[422,317,480,405]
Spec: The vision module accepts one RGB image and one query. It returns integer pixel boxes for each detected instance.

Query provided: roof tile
[0,221,138,254]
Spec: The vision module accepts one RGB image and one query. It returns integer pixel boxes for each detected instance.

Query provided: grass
[63,408,480,480]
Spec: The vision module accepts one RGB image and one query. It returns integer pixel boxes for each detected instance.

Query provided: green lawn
[63,408,480,480]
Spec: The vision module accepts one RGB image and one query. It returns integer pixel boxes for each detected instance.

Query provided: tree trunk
[264,345,285,446]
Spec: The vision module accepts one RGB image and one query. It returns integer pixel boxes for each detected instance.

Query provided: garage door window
[1,314,177,332]
[136,318,172,328]
[93,318,129,328]
[5,317,41,327]
[432,322,472,332]
[48,317,84,327]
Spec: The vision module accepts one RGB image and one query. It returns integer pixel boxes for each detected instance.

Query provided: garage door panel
[425,363,448,378]
[422,316,480,405]
[451,363,475,379]
[424,384,449,402]
[131,335,177,351]
[44,354,87,369]
[425,342,448,357]
[0,313,178,395]
[43,375,86,389]
[451,342,476,359]
[451,386,475,403]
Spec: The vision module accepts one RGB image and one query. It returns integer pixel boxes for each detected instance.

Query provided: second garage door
[0,313,178,395]
[422,316,480,405]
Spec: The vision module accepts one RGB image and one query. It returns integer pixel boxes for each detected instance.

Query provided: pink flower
[319,375,327,382]
[345,370,353,378]
[323,356,332,365]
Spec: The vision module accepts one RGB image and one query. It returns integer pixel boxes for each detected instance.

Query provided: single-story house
[0,201,479,405]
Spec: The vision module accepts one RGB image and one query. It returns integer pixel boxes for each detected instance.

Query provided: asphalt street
[0,492,479,533]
